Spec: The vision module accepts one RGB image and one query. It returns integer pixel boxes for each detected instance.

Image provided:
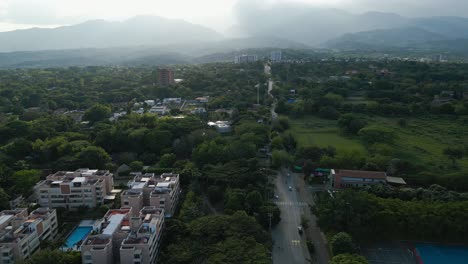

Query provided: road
[272,169,311,264]
[294,171,330,264]
[268,79,278,120]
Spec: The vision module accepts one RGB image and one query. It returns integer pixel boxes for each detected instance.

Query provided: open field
[287,116,366,153]
[288,115,468,172]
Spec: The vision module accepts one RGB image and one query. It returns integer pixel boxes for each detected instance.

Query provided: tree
[129,160,144,171]
[159,153,176,168]
[0,188,10,210]
[83,104,111,123]
[358,126,396,145]
[11,170,40,196]
[271,150,293,168]
[330,254,369,264]
[76,146,111,169]
[179,191,203,222]
[443,146,465,166]
[245,190,263,214]
[330,232,356,255]
[338,114,367,135]
[17,250,81,264]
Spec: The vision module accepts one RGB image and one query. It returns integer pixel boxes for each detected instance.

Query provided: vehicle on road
[274,194,279,199]
[289,186,293,191]
[298,226,303,234]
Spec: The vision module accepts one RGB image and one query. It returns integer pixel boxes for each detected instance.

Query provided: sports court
[362,244,416,264]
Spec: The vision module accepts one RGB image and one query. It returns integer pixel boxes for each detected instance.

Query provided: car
[274,194,279,199]
[289,186,293,191]
[298,226,303,234]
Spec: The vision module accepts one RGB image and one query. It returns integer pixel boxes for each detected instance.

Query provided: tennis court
[362,245,416,264]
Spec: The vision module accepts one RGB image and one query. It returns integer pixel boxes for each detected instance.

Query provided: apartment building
[157,68,175,86]
[35,169,114,210]
[0,208,58,264]
[123,173,181,217]
[81,207,164,264]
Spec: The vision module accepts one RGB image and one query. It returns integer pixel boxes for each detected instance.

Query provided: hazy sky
[1,0,468,33]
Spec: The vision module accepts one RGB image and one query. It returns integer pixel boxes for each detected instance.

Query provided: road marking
[274,201,308,207]
[291,240,301,246]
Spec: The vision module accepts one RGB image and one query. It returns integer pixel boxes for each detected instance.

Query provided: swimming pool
[416,243,468,264]
[63,226,93,249]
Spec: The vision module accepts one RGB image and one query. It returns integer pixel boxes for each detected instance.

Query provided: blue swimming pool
[416,243,468,264]
[63,226,93,249]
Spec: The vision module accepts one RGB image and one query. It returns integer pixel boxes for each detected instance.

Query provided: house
[331,169,406,189]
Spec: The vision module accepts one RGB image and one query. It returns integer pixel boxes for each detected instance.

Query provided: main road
[271,168,311,263]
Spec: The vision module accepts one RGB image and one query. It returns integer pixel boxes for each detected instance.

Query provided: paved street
[272,170,311,264]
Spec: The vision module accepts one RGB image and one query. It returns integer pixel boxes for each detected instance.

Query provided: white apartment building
[123,173,181,217]
[35,169,114,210]
[0,208,58,264]
[81,207,165,264]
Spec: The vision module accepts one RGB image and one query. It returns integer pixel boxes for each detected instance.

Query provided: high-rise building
[271,51,282,62]
[34,169,114,210]
[234,55,258,64]
[157,69,175,86]
[0,208,58,263]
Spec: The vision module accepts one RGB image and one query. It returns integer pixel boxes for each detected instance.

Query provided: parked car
[289,186,293,191]
[298,226,303,234]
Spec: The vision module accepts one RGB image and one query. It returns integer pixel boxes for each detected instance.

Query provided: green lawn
[287,116,366,153]
[287,115,468,171]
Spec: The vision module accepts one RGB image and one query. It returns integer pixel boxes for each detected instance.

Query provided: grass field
[287,116,366,153]
[287,115,468,171]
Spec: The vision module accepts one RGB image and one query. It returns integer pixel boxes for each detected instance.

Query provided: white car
[289,186,293,191]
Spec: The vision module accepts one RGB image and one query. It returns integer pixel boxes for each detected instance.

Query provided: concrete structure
[0,208,58,263]
[208,121,232,134]
[35,169,114,210]
[120,207,165,264]
[157,69,175,86]
[149,106,168,116]
[234,54,258,64]
[331,169,406,189]
[271,51,282,62]
[82,207,164,264]
[124,173,181,218]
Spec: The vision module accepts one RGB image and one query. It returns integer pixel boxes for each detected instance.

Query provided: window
[3,252,9,257]
[124,201,129,206]
[159,201,165,205]
[134,253,141,259]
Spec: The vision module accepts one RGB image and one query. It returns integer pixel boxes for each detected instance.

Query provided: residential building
[271,51,282,62]
[81,207,164,264]
[120,207,165,264]
[157,69,175,86]
[234,55,258,64]
[208,121,232,134]
[331,169,406,189]
[149,106,168,116]
[124,173,181,218]
[34,169,114,210]
[0,208,58,263]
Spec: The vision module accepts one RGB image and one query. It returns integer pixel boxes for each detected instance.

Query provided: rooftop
[334,170,387,179]
[84,235,111,246]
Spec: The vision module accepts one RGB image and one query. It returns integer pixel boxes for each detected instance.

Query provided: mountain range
[3,8,468,67]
